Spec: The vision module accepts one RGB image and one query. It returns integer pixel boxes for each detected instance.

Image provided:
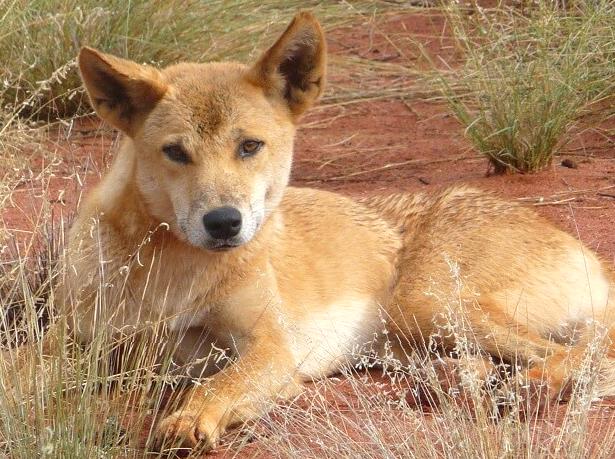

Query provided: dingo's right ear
[78,47,167,136]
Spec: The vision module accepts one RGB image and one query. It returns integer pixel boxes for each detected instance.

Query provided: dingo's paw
[154,409,222,453]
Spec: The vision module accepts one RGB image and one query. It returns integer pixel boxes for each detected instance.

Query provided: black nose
[202,206,242,240]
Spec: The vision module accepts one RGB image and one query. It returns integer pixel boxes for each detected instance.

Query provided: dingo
[62,11,615,451]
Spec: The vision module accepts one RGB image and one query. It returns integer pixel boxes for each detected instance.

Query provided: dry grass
[1,231,614,458]
[0,0,413,120]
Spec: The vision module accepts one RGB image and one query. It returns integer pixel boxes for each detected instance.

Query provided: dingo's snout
[203,206,242,242]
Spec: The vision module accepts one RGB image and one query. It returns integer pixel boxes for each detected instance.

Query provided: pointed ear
[248,11,326,118]
[78,47,168,136]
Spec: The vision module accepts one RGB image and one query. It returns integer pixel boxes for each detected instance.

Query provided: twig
[532,197,577,207]
[517,185,615,202]
[401,98,420,118]
[298,155,469,182]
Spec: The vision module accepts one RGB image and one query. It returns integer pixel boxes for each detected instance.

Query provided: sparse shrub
[440,0,615,174]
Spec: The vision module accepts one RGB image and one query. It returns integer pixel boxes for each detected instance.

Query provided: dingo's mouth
[208,242,242,252]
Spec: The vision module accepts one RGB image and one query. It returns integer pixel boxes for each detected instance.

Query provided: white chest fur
[284,297,380,379]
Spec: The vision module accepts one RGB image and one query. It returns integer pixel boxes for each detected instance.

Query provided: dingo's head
[79,12,325,251]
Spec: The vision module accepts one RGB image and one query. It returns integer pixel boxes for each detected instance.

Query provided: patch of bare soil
[2,9,615,458]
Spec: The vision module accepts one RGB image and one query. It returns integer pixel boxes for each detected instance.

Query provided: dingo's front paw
[154,409,222,453]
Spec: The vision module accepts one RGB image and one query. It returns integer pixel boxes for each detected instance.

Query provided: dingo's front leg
[154,330,300,451]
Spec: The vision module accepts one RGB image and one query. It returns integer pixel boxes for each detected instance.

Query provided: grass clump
[0,0,285,119]
[440,0,615,174]
[0,0,408,120]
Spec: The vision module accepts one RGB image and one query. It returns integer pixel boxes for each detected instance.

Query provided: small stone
[561,158,578,169]
[418,177,431,185]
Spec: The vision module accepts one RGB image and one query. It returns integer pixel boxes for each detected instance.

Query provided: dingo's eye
[163,143,191,164]
[238,140,263,158]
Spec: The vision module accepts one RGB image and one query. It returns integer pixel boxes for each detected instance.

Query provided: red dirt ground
[2,8,615,458]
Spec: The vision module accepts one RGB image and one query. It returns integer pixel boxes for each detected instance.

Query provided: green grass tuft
[440,0,615,174]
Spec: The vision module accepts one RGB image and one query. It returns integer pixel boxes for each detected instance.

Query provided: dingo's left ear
[249,11,326,118]
[78,47,168,136]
